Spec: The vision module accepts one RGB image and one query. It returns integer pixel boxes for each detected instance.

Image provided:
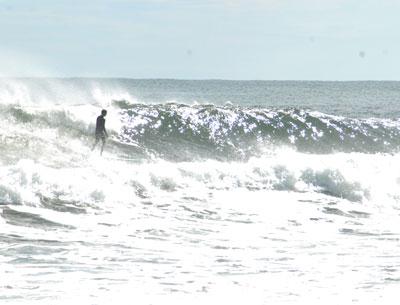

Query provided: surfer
[91,109,108,155]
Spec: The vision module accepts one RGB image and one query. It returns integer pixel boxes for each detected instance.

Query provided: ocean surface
[1,78,400,304]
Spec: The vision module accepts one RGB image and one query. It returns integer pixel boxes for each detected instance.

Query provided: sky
[0,0,399,80]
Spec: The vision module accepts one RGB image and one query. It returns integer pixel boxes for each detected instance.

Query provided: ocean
[1,78,400,304]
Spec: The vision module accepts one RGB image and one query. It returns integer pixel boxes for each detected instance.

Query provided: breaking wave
[2,101,400,163]
[1,78,400,208]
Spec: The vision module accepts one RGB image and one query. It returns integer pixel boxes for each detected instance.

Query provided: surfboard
[103,156,141,162]
[109,137,140,148]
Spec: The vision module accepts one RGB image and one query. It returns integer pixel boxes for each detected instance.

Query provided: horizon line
[1,76,400,82]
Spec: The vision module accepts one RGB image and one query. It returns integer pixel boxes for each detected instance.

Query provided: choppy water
[1,79,400,304]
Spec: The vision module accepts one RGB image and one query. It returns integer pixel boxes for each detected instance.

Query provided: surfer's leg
[100,137,105,155]
[92,138,99,151]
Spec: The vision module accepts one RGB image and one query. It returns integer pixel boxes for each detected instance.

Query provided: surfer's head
[101,109,107,116]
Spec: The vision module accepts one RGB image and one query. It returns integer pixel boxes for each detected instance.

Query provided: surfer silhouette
[91,109,108,155]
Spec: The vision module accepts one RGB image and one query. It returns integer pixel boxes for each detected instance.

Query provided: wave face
[115,102,400,160]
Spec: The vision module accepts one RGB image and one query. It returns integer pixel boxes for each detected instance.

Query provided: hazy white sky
[0,0,399,80]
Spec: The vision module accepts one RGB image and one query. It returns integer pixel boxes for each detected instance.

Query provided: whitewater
[1,79,400,304]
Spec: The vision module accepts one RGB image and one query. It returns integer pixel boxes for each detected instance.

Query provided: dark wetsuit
[95,115,106,140]
[92,112,108,155]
